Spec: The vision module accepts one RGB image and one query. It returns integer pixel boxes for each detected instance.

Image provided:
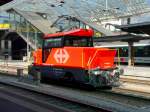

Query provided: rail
[0,80,110,112]
[0,83,76,112]
[120,76,150,85]
[0,74,149,112]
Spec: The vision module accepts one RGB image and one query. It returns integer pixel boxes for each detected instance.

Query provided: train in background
[28,28,123,88]
[96,44,150,64]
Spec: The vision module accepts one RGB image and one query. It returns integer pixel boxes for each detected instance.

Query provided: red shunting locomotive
[29,28,123,88]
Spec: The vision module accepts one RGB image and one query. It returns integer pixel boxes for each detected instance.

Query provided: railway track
[1,70,150,98]
[117,75,150,98]
[0,74,150,112]
[0,84,73,112]
[0,83,108,112]
[112,87,150,99]
[120,75,150,85]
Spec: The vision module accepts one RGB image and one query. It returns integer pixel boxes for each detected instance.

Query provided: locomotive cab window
[44,37,63,48]
[42,37,63,62]
[64,37,93,47]
[43,36,93,48]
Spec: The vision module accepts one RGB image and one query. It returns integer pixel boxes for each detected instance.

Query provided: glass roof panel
[1,0,150,19]
[1,0,150,30]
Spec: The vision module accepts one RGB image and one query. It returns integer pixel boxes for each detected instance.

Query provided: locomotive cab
[42,30,93,63]
[29,28,123,88]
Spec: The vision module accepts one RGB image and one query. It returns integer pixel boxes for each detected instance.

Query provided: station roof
[115,22,150,35]
[1,0,150,23]
[93,33,150,42]
[1,0,150,36]
[95,21,150,42]
[44,28,93,39]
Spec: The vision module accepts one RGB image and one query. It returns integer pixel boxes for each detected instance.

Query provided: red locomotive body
[29,28,123,87]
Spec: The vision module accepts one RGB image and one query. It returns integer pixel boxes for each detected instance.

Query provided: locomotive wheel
[104,86,112,90]
[62,72,75,82]
[40,75,46,83]
[99,86,112,90]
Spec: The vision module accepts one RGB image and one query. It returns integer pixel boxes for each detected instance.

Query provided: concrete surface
[0,60,150,78]
[119,65,150,78]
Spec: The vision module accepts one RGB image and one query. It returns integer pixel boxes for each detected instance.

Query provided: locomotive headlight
[93,71,100,75]
[89,67,103,76]
[92,70,103,76]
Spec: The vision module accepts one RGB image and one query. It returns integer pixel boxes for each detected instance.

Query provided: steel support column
[1,40,5,50]
[26,21,29,62]
[128,41,134,66]
[1,40,5,59]
[8,40,12,60]
[34,29,37,50]
[14,12,17,31]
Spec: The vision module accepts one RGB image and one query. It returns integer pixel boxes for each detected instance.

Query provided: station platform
[0,60,149,78]
[0,60,28,75]
[120,65,150,78]
[0,60,28,67]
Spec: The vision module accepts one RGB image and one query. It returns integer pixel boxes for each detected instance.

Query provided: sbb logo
[54,49,69,64]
